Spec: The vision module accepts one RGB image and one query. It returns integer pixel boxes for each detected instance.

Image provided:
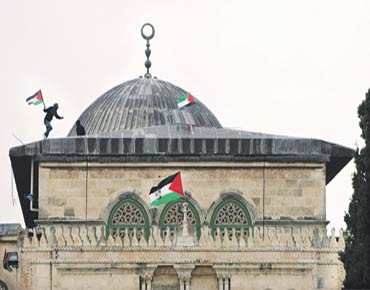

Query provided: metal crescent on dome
[141,23,155,78]
[141,23,155,40]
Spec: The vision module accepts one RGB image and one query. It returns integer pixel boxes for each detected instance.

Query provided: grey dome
[68,77,222,136]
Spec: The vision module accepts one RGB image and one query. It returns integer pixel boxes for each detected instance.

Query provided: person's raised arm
[55,111,64,119]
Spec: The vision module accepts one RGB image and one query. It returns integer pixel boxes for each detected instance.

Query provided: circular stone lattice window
[112,202,145,225]
[214,202,248,225]
[107,198,149,241]
[0,280,9,290]
[163,202,196,225]
[160,201,200,239]
[211,199,252,239]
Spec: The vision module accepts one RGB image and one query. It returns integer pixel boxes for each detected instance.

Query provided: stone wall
[16,224,345,290]
[38,162,326,223]
[24,160,339,290]
[0,224,20,290]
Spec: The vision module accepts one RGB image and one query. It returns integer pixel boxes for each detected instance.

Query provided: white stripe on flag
[177,99,190,108]
[149,183,172,202]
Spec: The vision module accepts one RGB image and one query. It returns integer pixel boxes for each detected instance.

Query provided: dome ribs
[94,82,129,134]
[88,85,118,134]
[110,80,137,133]
[148,79,161,127]
[137,78,151,128]
[160,80,184,125]
[102,82,131,134]
[123,79,141,130]
[67,78,222,136]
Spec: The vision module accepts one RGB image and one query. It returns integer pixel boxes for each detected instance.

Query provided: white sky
[1,0,369,232]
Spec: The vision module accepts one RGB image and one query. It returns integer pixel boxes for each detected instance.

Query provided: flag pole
[40,90,46,109]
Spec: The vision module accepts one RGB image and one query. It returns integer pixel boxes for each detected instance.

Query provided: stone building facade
[8,26,353,290]
[0,224,20,290]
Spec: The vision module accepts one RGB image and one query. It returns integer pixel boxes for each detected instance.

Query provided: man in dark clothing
[43,103,63,138]
[76,120,86,136]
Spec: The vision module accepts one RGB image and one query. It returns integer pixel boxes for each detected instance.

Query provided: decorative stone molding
[107,229,115,246]
[71,226,82,246]
[174,264,195,290]
[28,258,342,267]
[19,224,345,252]
[214,266,232,290]
[88,225,97,245]
[155,192,205,226]
[337,229,345,250]
[329,228,338,249]
[176,203,196,247]
[97,226,106,246]
[123,228,130,247]
[139,264,157,290]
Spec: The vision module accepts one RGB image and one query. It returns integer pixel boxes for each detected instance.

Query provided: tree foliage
[341,89,370,289]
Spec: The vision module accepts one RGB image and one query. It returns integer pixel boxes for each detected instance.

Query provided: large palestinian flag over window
[176,92,196,109]
[26,90,43,106]
[149,172,184,206]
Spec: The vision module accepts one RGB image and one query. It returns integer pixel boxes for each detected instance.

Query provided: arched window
[210,199,252,238]
[0,280,9,290]
[107,197,150,241]
[159,200,201,239]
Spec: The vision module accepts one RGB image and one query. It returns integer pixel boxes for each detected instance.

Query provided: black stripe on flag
[26,90,40,102]
[149,171,179,194]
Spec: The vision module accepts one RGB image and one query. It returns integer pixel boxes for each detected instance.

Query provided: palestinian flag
[26,90,43,105]
[149,172,184,206]
[176,92,196,109]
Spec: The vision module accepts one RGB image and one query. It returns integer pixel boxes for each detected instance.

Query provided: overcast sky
[1,0,369,232]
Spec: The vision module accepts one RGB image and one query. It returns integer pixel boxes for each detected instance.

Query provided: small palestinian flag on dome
[149,172,184,206]
[26,90,43,106]
[176,92,196,109]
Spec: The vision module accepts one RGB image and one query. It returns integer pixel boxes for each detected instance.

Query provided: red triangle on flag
[188,94,196,104]
[169,172,184,195]
[36,91,43,101]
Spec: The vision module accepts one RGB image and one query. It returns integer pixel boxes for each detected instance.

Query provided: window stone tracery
[160,200,200,239]
[112,202,145,225]
[108,197,149,241]
[163,202,196,226]
[214,202,248,226]
[211,199,252,239]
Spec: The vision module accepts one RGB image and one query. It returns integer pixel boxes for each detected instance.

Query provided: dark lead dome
[68,77,222,136]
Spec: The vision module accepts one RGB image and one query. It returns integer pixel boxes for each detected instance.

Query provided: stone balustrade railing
[19,224,345,251]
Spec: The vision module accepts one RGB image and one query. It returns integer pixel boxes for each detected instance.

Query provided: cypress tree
[342,89,370,289]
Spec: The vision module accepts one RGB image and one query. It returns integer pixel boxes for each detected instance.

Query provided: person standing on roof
[75,120,86,136]
[43,103,63,138]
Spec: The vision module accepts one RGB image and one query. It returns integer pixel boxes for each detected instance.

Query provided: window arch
[159,200,201,239]
[210,198,252,238]
[107,197,150,241]
[0,280,9,290]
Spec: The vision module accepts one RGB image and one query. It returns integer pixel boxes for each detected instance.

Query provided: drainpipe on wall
[29,159,38,213]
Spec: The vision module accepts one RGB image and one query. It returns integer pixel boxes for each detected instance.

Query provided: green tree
[341,89,370,289]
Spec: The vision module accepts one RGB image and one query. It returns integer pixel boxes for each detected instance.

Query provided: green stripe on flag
[33,100,43,105]
[150,192,183,206]
[176,93,189,104]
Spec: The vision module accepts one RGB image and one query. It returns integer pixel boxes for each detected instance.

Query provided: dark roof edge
[9,136,354,158]
[9,136,354,186]
[12,154,330,163]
